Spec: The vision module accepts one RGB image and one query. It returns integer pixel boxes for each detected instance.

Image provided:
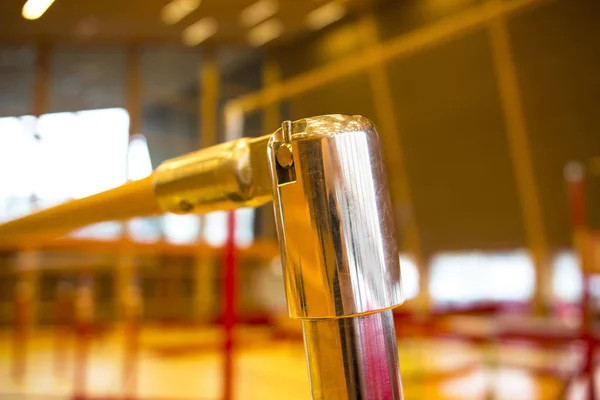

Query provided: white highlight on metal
[240,0,279,28]
[22,0,56,20]
[247,19,283,46]
[305,2,346,31]
[161,0,201,25]
[183,17,218,46]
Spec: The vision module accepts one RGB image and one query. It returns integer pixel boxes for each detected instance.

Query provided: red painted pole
[222,211,237,400]
[565,161,595,400]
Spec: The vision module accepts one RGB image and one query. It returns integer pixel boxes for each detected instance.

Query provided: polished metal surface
[268,115,403,319]
[154,135,273,214]
[303,310,403,400]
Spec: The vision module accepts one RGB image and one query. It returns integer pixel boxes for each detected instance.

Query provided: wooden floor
[0,324,591,399]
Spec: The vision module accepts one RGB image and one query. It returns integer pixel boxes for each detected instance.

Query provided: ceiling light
[22,0,56,20]
[161,0,201,25]
[182,18,218,46]
[305,2,346,30]
[247,19,283,47]
[240,0,278,28]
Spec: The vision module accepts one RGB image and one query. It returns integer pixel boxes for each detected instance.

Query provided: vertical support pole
[361,15,428,312]
[194,47,220,323]
[487,0,551,314]
[12,277,32,384]
[33,44,50,119]
[269,116,404,400]
[126,44,142,139]
[260,56,281,240]
[223,211,237,400]
[564,162,596,400]
[122,286,142,400]
[12,251,39,384]
[54,281,72,379]
[73,283,93,400]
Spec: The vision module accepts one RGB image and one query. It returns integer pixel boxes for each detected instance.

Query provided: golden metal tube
[153,135,272,214]
[0,176,160,247]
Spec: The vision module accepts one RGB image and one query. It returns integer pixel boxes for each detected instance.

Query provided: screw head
[276,144,294,168]
[178,200,194,212]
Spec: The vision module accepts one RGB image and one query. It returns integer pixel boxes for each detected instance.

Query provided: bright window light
[552,251,582,302]
[36,108,128,201]
[163,213,201,245]
[400,254,420,300]
[429,250,535,304]
[0,116,37,221]
[126,218,163,243]
[127,134,153,181]
[71,222,123,240]
[22,0,56,20]
[235,207,255,248]
[203,209,255,247]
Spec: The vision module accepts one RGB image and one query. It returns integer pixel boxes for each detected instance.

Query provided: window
[429,250,535,304]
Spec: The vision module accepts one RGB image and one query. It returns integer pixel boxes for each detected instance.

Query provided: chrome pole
[268,115,404,400]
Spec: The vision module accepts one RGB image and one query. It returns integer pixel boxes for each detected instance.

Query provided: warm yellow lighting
[240,0,278,28]
[182,17,218,46]
[22,0,56,20]
[305,2,346,30]
[161,0,201,25]
[247,19,283,46]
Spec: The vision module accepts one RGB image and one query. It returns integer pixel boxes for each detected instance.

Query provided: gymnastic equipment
[0,114,404,400]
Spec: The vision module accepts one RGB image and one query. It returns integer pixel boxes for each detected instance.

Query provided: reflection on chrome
[268,115,404,399]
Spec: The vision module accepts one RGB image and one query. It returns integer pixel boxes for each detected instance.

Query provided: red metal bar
[565,162,596,400]
[222,211,237,400]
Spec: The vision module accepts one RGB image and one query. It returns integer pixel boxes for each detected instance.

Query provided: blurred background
[0,0,599,399]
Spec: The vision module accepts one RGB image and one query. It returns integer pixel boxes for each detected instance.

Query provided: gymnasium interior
[0,0,599,399]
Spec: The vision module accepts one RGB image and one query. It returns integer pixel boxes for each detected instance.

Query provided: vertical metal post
[54,281,71,378]
[73,283,93,400]
[223,211,237,400]
[487,0,551,313]
[194,47,220,323]
[268,115,404,399]
[361,14,428,312]
[260,56,281,239]
[12,278,31,383]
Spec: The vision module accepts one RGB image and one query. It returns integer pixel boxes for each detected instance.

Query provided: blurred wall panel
[285,73,377,124]
[141,47,200,167]
[277,19,365,79]
[375,0,483,41]
[49,46,126,113]
[507,0,600,244]
[386,29,524,254]
[0,46,36,117]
